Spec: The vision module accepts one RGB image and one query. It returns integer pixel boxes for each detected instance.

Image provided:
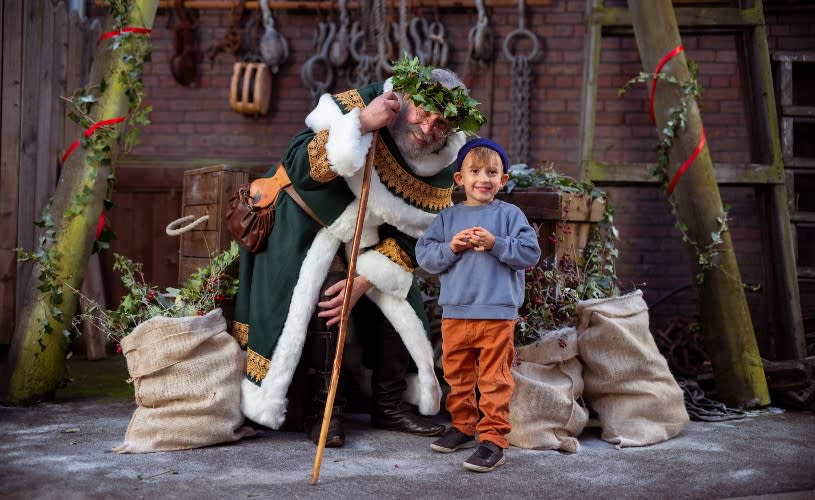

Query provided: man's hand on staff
[360,92,401,134]
[317,276,374,326]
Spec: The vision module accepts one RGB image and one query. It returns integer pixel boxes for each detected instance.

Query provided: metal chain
[503,0,539,165]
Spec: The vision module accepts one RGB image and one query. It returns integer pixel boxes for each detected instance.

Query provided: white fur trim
[357,249,413,298]
[305,93,344,132]
[327,201,383,247]
[403,372,422,408]
[240,228,341,428]
[345,168,440,239]
[326,108,374,178]
[366,289,442,415]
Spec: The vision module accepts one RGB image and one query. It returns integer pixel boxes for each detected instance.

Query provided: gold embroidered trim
[231,320,249,348]
[334,89,366,112]
[308,129,336,182]
[375,238,414,273]
[374,137,453,212]
[333,88,452,212]
[247,348,271,382]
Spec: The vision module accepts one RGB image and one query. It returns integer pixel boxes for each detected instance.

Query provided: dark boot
[368,310,445,437]
[304,264,347,448]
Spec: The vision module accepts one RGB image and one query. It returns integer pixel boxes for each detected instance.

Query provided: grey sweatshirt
[416,200,541,320]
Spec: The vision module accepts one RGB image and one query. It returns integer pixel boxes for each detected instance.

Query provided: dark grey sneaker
[430,427,476,453]
[463,441,505,472]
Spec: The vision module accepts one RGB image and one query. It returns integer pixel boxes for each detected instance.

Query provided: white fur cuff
[240,378,287,429]
[326,108,373,177]
[358,249,413,298]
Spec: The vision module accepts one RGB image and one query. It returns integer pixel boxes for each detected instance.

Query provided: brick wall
[111,1,813,351]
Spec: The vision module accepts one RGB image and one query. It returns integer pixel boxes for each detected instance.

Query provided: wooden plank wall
[99,167,185,310]
[1,1,95,345]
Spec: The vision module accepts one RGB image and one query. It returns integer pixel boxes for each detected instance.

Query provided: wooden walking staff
[311,131,379,485]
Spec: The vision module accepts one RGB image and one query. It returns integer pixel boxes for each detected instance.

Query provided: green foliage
[618,60,727,286]
[514,197,620,346]
[17,0,154,346]
[81,241,241,343]
[390,55,486,134]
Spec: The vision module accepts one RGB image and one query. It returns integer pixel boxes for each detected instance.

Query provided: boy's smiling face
[454,147,510,206]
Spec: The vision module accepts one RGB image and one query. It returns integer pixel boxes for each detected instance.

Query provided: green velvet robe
[234,81,466,429]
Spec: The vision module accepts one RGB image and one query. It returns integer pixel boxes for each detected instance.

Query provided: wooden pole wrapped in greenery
[627,0,769,408]
[2,0,158,404]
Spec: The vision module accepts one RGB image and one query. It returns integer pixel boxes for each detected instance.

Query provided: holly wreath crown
[390,55,486,135]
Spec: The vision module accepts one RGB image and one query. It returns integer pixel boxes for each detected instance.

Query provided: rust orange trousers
[440,318,516,449]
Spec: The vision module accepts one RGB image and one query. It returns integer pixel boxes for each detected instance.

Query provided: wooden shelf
[782,106,815,118]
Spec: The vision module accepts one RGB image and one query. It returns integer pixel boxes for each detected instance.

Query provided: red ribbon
[649,44,685,124]
[95,212,106,240]
[667,126,706,195]
[648,44,706,195]
[97,27,151,45]
[61,116,126,164]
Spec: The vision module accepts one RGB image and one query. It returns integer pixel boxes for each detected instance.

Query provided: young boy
[415,138,541,472]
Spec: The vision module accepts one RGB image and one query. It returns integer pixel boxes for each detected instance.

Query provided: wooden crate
[451,189,605,266]
[178,165,248,284]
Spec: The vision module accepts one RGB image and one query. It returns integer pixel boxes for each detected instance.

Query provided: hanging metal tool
[170,0,200,86]
[409,16,431,65]
[206,0,246,64]
[301,21,337,106]
[329,0,352,68]
[467,0,493,65]
[503,0,539,165]
[348,0,389,87]
[259,0,288,73]
[426,5,448,68]
[395,0,411,58]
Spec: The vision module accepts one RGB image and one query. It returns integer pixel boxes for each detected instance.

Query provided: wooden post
[628,0,770,408]
[1,0,159,404]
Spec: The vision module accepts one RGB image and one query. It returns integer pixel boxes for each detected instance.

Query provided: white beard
[387,107,465,178]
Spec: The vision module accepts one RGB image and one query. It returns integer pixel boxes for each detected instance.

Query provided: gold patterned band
[375,237,414,272]
[231,320,249,348]
[247,348,271,382]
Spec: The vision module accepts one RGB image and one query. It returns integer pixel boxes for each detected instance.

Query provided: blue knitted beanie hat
[454,137,510,173]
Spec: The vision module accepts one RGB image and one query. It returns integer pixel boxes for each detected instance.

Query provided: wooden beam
[585,161,784,185]
[629,0,769,408]
[578,0,602,181]
[104,0,553,9]
[590,6,764,29]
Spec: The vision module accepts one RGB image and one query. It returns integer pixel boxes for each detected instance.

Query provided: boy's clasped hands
[450,227,496,254]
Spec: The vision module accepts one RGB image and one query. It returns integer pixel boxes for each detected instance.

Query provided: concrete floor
[1,357,814,499]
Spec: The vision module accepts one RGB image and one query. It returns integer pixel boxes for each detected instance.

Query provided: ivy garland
[391,55,486,134]
[506,164,620,345]
[618,61,727,286]
[17,0,153,344]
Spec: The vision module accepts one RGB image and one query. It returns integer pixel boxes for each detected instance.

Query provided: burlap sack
[507,327,588,453]
[576,290,689,448]
[113,308,253,453]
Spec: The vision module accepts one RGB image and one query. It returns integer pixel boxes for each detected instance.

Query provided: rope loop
[166,215,209,236]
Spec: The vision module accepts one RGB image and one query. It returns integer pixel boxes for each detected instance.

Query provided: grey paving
[1,361,814,499]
